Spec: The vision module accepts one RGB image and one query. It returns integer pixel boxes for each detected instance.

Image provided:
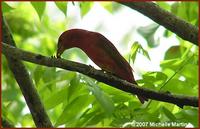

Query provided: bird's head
[56,29,90,58]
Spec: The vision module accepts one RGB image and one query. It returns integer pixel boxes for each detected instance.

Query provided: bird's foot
[51,54,61,59]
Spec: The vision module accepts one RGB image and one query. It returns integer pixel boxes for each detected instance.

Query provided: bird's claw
[51,55,56,58]
[51,54,61,59]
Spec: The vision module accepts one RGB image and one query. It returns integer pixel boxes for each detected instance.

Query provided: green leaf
[42,67,56,91]
[133,109,159,122]
[142,72,168,87]
[180,64,198,86]
[130,42,140,63]
[172,2,187,21]
[80,2,94,17]
[62,48,89,63]
[44,87,69,110]
[182,108,198,127]
[164,45,187,60]
[100,2,113,13]
[21,114,34,127]
[90,86,114,115]
[171,2,179,15]
[83,76,115,115]
[68,75,81,99]
[131,42,151,63]
[31,2,46,20]
[171,2,198,23]
[156,2,171,11]
[2,88,18,101]
[141,48,151,61]
[160,58,184,71]
[56,71,76,82]
[175,108,198,127]
[161,106,176,121]
[72,1,75,6]
[2,2,14,13]
[100,83,133,103]
[81,112,105,126]
[55,94,94,126]
[33,65,45,85]
[163,30,173,37]
[2,105,16,125]
[137,23,160,48]
[55,2,68,16]
[67,75,88,102]
[160,78,196,95]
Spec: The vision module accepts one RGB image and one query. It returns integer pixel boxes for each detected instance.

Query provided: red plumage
[57,29,148,103]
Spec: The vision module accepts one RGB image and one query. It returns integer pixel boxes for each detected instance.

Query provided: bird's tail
[132,80,148,104]
[137,95,148,104]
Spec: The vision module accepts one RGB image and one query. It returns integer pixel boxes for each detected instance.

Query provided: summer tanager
[56,29,148,103]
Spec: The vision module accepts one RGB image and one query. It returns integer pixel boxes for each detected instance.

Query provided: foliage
[2,1,198,128]
[137,23,160,48]
[130,41,151,63]
[31,2,46,20]
[54,2,68,16]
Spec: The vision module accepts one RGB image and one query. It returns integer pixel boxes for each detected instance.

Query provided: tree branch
[2,17,53,127]
[2,43,198,108]
[118,2,198,45]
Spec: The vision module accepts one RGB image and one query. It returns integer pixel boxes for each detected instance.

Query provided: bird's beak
[56,45,64,58]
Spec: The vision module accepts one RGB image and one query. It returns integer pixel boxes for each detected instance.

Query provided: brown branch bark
[2,17,53,127]
[118,2,198,45]
[2,43,198,108]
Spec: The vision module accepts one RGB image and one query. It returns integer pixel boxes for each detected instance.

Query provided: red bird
[56,29,148,103]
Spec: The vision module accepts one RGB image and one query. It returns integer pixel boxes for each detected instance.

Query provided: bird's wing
[95,33,133,73]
